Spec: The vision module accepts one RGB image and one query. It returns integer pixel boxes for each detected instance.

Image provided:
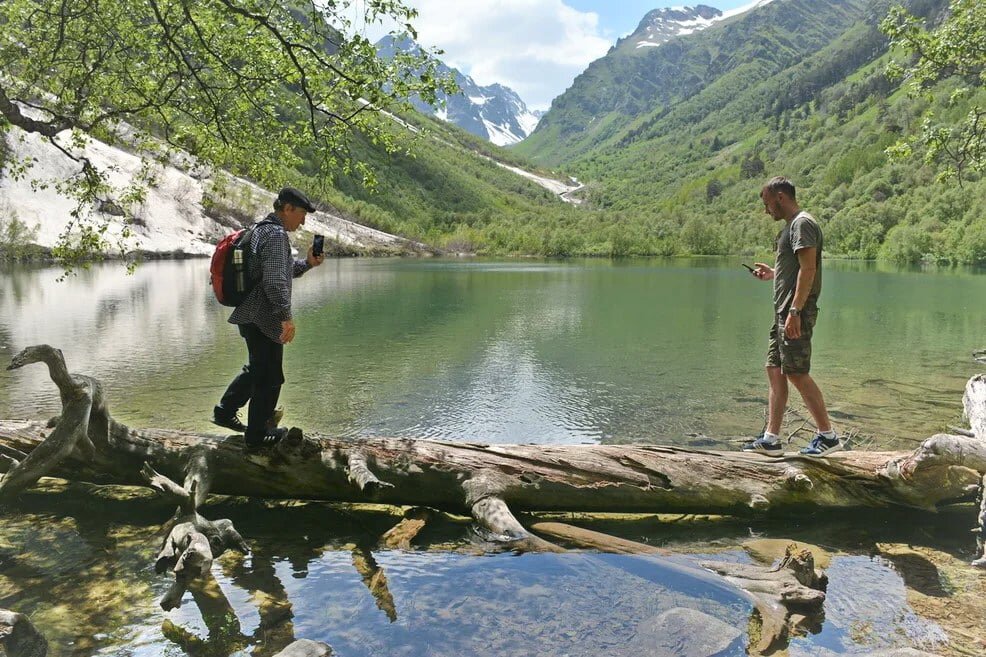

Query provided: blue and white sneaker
[741,436,783,457]
[800,433,841,456]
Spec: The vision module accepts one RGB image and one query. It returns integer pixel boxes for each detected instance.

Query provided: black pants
[218,323,284,442]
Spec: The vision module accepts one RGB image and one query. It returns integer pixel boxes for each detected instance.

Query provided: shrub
[955,219,986,266]
[681,217,725,255]
[878,224,933,263]
[0,203,42,259]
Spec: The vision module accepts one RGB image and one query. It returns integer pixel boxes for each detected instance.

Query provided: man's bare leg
[787,373,832,433]
[766,366,788,435]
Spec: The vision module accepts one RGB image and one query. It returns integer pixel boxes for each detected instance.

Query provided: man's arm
[293,246,325,277]
[784,247,817,339]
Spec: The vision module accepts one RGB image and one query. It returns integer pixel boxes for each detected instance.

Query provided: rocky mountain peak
[376,35,542,146]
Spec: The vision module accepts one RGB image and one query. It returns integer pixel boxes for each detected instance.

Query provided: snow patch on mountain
[377,35,543,147]
[720,0,778,21]
[517,112,542,138]
[630,1,777,49]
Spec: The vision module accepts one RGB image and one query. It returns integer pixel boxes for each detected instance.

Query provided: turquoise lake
[1,257,981,447]
[0,257,981,656]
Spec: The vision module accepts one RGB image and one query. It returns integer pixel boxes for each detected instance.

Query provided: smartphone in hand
[312,234,324,257]
[742,263,755,273]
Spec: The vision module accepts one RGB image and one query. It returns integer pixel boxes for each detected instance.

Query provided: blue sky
[363,1,766,110]
[565,1,754,39]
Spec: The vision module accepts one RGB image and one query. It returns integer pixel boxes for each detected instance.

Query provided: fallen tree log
[2,344,986,655]
[0,419,980,515]
[1,345,985,554]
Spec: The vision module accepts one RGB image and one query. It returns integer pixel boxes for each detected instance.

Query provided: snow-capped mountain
[376,35,542,147]
[620,1,777,50]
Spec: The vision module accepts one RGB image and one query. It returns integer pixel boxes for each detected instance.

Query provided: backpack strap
[240,217,280,253]
[232,218,281,289]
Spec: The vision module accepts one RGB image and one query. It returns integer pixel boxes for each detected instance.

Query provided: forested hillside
[280,110,575,253]
[3,0,981,265]
[316,0,984,264]
[517,0,872,166]
[491,0,986,264]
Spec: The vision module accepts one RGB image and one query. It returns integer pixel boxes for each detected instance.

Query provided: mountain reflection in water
[0,258,980,447]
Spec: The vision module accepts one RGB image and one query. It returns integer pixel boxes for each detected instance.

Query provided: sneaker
[246,426,288,449]
[741,435,784,456]
[212,405,246,433]
[800,433,841,456]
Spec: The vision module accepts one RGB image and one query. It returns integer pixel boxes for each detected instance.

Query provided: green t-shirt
[773,211,822,314]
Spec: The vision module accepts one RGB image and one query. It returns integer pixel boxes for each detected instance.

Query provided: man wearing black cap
[212,187,324,447]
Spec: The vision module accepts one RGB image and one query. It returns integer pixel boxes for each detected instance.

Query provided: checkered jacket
[228,213,311,342]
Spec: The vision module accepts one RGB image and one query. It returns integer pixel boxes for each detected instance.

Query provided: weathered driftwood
[141,466,249,610]
[964,373,986,439]
[0,346,104,497]
[2,345,986,552]
[380,507,431,550]
[703,545,826,655]
[899,431,986,567]
[2,343,986,651]
[348,451,394,495]
[529,521,824,656]
[0,608,47,657]
[530,521,670,555]
[2,420,980,517]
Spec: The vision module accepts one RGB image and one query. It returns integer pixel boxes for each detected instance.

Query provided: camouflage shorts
[766,309,818,374]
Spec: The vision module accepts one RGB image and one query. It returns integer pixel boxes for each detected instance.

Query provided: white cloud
[357,0,613,111]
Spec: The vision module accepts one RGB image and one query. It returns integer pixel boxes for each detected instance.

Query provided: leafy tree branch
[882,0,985,182]
[0,0,456,270]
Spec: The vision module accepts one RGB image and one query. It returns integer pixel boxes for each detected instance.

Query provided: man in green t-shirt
[742,176,841,457]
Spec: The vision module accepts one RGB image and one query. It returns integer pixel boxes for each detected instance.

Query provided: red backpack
[209,220,273,306]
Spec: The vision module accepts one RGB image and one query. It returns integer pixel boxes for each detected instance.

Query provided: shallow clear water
[0,257,981,447]
[1,257,983,656]
[0,494,971,657]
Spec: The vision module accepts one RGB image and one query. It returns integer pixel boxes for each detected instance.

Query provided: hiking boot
[246,426,288,449]
[741,435,784,457]
[800,433,842,456]
[212,405,246,433]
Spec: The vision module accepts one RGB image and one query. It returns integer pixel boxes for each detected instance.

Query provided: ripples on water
[0,258,979,447]
[1,258,982,655]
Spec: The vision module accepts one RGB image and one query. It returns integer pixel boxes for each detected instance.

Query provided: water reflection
[0,258,981,446]
[1,493,969,657]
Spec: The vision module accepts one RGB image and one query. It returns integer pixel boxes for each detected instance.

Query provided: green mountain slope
[197,0,983,264]
[284,109,579,252]
[496,0,986,264]
[515,0,871,166]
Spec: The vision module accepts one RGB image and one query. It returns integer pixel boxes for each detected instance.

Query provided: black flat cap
[277,186,317,212]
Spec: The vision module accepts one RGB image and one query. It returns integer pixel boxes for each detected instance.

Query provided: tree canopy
[0,0,455,266]
[881,0,985,182]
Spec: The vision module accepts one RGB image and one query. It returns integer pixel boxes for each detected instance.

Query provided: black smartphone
[742,263,755,273]
[312,234,324,257]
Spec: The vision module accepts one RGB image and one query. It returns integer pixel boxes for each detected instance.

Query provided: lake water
[0,257,981,447]
[1,257,983,656]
